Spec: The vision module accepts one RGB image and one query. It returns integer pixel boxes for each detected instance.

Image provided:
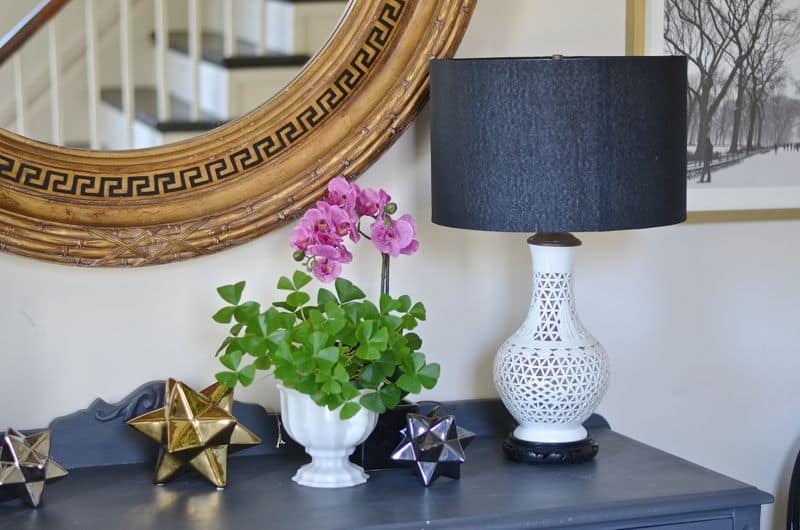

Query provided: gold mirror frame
[0,0,473,267]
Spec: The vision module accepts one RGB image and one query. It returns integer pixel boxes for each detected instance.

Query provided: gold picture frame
[0,0,474,266]
[625,0,800,222]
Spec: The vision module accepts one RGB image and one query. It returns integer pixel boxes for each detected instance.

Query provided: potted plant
[212,177,440,488]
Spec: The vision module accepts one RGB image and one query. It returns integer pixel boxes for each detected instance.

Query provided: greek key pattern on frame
[0,0,406,200]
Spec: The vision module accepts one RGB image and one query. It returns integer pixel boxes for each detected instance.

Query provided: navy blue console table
[0,383,773,529]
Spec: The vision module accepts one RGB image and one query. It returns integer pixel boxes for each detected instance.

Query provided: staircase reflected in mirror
[0,0,349,150]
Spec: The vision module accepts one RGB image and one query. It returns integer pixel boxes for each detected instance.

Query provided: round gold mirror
[0,0,473,266]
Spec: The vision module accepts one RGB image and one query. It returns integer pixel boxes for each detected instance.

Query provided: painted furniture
[0,382,773,529]
[787,444,800,530]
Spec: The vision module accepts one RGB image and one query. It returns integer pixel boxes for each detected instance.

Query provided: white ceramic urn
[278,384,378,488]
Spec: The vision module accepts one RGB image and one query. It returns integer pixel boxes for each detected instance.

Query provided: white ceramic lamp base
[493,233,609,463]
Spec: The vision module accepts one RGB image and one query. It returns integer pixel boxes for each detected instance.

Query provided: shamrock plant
[213,270,439,419]
[213,177,439,419]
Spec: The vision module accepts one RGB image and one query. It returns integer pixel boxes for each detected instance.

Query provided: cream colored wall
[0,1,796,529]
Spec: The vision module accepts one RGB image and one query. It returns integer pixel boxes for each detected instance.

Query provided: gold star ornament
[0,428,68,507]
[128,379,261,488]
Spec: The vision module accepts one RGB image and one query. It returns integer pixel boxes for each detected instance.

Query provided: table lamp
[429,56,687,463]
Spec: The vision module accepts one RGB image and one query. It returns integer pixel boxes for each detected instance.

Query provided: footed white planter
[278,384,378,488]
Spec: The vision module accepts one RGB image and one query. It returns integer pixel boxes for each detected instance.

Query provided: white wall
[0,1,797,529]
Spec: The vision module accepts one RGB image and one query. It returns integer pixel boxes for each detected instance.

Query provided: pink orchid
[326,176,359,217]
[289,225,315,252]
[356,188,391,218]
[369,214,417,257]
[308,243,353,264]
[291,183,418,284]
[311,258,342,283]
[318,201,359,243]
[299,206,341,247]
[397,214,419,255]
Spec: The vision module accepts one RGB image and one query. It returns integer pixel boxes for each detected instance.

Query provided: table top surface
[0,428,772,530]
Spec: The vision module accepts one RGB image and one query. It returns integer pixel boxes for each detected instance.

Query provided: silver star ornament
[0,428,68,507]
[390,410,474,486]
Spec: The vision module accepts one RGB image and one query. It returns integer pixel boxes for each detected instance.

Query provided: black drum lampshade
[429,56,688,232]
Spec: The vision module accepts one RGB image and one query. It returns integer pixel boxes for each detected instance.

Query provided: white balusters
[48,21,63,145]
[13,55,24,136]
[154,0,169,122]
[257,0,266,54]
[120,0,134,148]
[187,0,201,120]
[223,0,235,57]
[84,0,100,149]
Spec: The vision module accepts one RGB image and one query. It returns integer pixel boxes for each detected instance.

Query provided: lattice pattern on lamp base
[493,242,610,444]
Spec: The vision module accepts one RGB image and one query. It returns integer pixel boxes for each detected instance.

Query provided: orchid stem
[381,253,390,296]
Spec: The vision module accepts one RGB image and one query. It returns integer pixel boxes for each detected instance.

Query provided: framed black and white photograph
[637,0,800,212]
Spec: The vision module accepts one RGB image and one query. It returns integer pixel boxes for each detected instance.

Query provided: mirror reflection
[0,0,348,150]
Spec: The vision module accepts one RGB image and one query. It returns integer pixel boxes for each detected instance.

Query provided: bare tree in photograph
[742,4,800,149]
[726,0,779,151]
[665,0,772,157]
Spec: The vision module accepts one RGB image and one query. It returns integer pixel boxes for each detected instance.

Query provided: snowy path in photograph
[688,150,800,188]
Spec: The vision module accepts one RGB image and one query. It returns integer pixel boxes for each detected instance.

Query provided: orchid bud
[293,250,305,261]
[384,202,398,214]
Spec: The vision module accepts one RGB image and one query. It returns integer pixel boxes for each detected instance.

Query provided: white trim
[85,0,100,149]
